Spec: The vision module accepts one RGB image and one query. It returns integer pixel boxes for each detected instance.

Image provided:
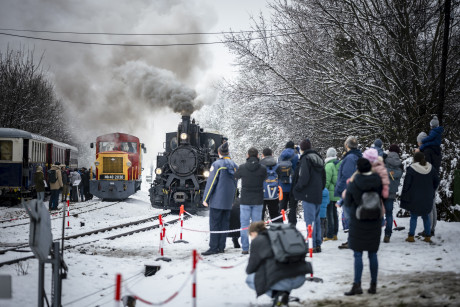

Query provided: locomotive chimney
[178,115,191,144]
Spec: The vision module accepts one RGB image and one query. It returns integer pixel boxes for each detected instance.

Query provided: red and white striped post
[66,200,71,228]
[175,205,189,244]
[307,224,313,278]
[281,209,287,224]
[156,214,171,262]
[192,249,197,307]
[115,273,121,307]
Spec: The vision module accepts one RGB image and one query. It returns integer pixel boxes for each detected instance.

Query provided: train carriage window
[0,141,13,161]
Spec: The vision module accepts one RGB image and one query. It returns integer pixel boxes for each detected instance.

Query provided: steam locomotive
[149,116,224,213]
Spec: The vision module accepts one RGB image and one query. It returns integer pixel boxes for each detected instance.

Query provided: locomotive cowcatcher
[150,116,224,213]
[90,133,146,200]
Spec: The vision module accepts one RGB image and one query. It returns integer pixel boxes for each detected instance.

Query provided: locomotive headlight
[126,161,132,167]
[155,168,162,175]
[94,161,100,166]
[203,170,210,178]
[180,133,188,140]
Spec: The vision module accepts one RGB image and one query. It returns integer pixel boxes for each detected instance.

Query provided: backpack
[267,223,307,263]
[263,165,279,200]
[278,154,295,184]
[356,191,382,220]
[48,169,57,184]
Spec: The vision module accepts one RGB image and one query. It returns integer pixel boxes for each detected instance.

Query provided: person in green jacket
[34,166,45,202]
[324,148,341,241]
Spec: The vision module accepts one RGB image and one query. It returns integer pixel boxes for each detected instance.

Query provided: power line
[0,31,301,47]
[0,27,283,36]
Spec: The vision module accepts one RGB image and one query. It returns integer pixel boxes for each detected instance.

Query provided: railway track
[1,200,123,229]
[0,211,188,267]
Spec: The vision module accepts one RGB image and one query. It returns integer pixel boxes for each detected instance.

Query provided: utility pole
[438,0,451,126]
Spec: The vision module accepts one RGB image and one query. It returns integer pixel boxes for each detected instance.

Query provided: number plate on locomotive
[100,174,125,180]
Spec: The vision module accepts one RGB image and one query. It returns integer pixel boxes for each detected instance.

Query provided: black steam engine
[149,116,224,213]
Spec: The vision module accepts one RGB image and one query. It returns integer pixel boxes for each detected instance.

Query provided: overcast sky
[0,0,271,164]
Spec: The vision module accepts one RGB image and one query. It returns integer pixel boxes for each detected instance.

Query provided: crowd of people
[34,162,94,210]
[201,116,442,306]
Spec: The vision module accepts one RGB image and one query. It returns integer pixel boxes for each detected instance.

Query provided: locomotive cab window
[99,142,115,152]
[170,137,178,150]
[207,138,216,151]
[0,141,13,160]
[121,142,137,153]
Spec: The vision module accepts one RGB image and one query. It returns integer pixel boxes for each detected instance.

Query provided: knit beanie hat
[345,136,358,149]
[388,144,400,154]
[285,141,295,149]
[363,148,379,163]
[218,142,229,155]
[417,132,427,144]
[430,116,439,128]
[326,148,337,158]
[357,158,372,173]
[299,139,311,151]
[374,139,383,148]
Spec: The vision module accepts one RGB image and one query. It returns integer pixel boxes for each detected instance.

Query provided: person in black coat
[245,221,310,306]
[343,158,383,296]
[400,152,440,243]
[235,147,267,254]
[228,190,241,248]
[292,139,326,252]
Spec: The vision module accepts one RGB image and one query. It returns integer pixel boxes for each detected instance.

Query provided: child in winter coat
[419,116,443,151]
[363,148,389,199]
[320,188,329,239]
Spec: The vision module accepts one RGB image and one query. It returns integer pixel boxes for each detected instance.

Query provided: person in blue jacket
[320,187,330,239]
[278,141,300,225]
[334,136,362,249]
[202,142,238,255]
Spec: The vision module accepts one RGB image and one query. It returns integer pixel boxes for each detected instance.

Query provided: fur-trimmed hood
[410,162,432,175]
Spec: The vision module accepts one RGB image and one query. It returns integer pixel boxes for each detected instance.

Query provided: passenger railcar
[89,133,146,200]
[0,128,78,205]
[149,116,224,213]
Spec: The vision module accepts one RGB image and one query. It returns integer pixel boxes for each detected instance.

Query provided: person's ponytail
[414,151,427,166]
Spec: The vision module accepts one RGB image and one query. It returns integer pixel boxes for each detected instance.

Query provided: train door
[22,139,29,188]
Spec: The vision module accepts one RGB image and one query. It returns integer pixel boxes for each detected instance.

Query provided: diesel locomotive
[89,133,146,200]
[149,116,224,213]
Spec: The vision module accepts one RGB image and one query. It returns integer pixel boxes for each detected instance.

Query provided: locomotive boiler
[149,116,224,213]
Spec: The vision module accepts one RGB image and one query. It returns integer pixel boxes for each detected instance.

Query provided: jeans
[209,208,231,252]
[428,189,437,232]
[342,203,350,232]
[354,251,378,284]
[79,186,85,201]
[383,198,394,237]
[302,201,321,247]
[240,204,263,251]
[246,273,306,297]
[37,191,45,202]
[279,192,298,225]
[263,199,281,222]
[409,213,431,236]
[49,189,60,209]
[326,201,338,238]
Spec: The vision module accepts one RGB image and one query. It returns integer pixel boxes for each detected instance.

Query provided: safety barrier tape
[123,269,195,306]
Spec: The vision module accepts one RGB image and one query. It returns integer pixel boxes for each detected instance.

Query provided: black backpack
[356,191,382,220]
[278,154,295,184]
[267,223,307,263]
[48,169,57,184]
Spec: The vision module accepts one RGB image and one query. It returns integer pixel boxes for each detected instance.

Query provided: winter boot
[405,236,415,242]
[344,283,363,296]
[232,237,240,248]
[423,236,432,243]
[272,291,289,307]
[383,236,390,243]
[338,241,348,249]
[333,235,338,240]
[368,282,377,294]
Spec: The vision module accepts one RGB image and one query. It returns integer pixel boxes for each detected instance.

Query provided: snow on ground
[1,182,460,307]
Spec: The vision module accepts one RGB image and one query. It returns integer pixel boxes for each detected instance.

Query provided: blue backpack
[264,165,279,200]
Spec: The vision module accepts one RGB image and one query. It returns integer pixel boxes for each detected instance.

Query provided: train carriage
[0,128,78,205]
[89,133,146,200]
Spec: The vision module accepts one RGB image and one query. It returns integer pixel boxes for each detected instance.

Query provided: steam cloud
[0,0,217,139]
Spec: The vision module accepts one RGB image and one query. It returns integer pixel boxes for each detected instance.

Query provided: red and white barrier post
[175,205,189,244]
[192,249,197,307]
[66,200,71,228]
[307,224,313,277]
[281,209,287,224]
[156,214,171,262]
[115,273,121,307]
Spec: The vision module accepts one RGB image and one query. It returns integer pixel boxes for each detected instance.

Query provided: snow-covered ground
[1,181,459,307]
